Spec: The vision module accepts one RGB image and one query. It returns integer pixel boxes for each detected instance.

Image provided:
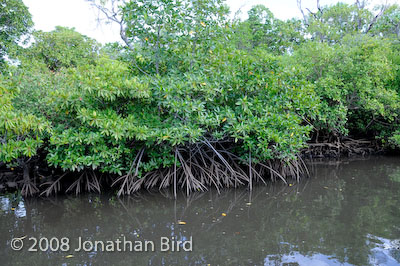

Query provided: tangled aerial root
[304,137,379,158]
[112,139,309,197]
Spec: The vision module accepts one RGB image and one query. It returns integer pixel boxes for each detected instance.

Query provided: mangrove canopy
[1,0,400,196]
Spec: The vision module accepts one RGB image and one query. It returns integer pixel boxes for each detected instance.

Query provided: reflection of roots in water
[115,180,310,232]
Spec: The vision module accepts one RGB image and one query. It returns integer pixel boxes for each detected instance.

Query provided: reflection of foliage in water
[389,167,400,183]
[0,158,399,265]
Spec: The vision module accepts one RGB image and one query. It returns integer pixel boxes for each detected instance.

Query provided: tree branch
[297,0,308,26]
[366,2,388,33]
[86,0,152,77]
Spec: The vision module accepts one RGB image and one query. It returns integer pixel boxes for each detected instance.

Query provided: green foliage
[232,6,304,54]
[0,73,50,163]
[305,2,373,43]
[122,0,229,75]
[389,132,400,148]
[284,34,398,137]
[0,0,33,68]
[41,49,318,175]
[26,26,100,71]
[371,4,400,39]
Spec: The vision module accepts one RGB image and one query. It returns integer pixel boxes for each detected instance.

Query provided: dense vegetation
[1,0,400,196]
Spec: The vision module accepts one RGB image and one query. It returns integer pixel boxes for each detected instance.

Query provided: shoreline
[0,139,392,197]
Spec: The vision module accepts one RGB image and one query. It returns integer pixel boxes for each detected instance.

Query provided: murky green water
[1,156,400,265]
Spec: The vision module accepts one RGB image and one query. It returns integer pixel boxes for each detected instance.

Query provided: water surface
[1,156,400,265]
